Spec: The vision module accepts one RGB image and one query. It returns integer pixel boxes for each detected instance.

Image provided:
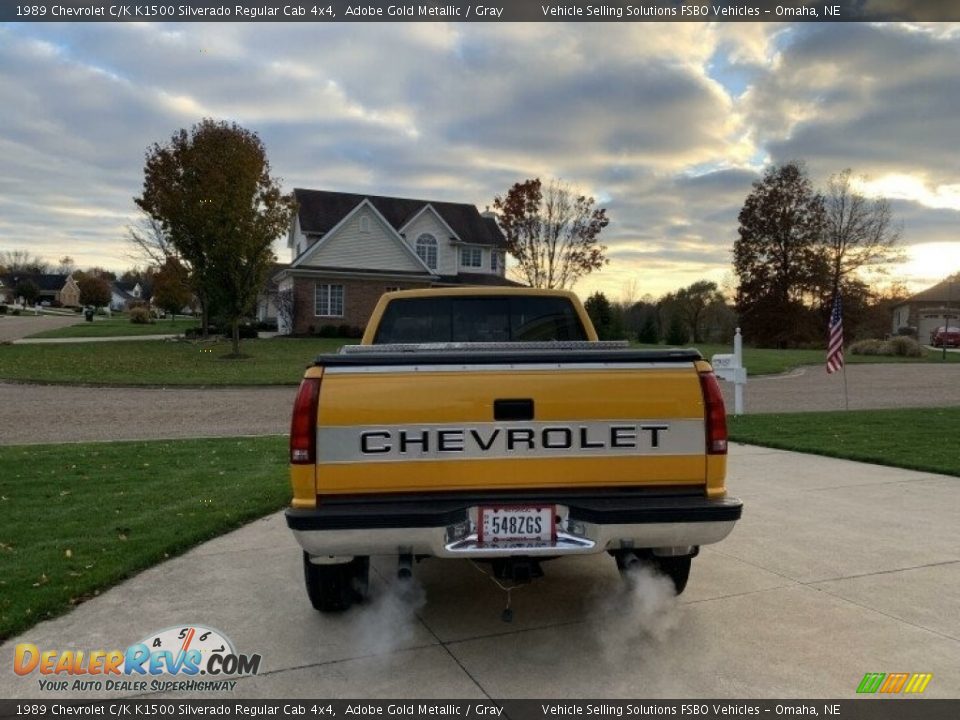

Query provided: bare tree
[493,178,609,289]
[823,169,903,294]
[127,212,179,267]
[1,250,49,274]
[276,288,295,335]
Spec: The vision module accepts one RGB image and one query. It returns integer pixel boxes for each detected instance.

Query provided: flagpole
[827,289,847,409]
[841,360,849,411]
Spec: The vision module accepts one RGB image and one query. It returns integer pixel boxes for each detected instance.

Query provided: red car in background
[931,326,960,347]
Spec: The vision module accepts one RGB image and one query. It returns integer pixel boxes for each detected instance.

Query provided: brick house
[274,189,520,334]
[0,273,80,307]
[891,277,959,342]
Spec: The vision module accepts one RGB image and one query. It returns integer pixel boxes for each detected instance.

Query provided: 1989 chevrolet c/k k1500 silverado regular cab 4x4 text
[286,288,742,611]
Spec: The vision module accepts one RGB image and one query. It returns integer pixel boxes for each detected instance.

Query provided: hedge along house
[891,277,960,343]
[274,189,519,335]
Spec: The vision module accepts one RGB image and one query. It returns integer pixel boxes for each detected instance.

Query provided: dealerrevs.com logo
[14,625,261,693]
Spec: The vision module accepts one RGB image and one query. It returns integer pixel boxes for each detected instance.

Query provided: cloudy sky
[1,20,958,299]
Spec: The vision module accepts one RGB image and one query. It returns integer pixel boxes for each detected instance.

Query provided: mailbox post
[711,327,747,416]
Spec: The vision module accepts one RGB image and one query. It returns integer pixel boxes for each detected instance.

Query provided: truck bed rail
[313,346,703,368]
[341,340,632,353]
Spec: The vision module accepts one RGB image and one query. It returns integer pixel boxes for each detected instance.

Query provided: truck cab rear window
[373,296,587,344]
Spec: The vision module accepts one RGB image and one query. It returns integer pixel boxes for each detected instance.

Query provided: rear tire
[303,553,370,612]
[616,550,692,595]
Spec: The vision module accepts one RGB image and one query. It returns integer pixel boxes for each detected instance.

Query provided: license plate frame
[478,504,556,543]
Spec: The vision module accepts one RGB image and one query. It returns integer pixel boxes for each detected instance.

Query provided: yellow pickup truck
[286,287,741,611]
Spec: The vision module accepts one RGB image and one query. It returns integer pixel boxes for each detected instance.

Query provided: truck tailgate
[312,349,712,495]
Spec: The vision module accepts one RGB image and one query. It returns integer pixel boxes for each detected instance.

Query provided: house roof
[435,272,525,287]
[294,189,507,249]
[901,278,960,305]
[0,273,68,291]
[282,265,435,280]
[111,285,136,302]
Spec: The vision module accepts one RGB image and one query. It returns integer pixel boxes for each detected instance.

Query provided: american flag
[826,293,844,374]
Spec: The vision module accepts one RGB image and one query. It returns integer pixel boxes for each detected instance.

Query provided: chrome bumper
[288,496,741,560]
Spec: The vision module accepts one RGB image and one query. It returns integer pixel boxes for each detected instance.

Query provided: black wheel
[615,550,692,595]
[303,553,370,612]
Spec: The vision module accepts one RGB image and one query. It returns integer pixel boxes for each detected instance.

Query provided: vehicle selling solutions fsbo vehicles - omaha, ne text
[285,288,742,610]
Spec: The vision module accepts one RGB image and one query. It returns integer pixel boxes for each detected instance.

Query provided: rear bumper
[286,488,742,560]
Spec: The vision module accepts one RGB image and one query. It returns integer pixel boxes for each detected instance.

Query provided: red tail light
[698,371,728,455]
[290,377,321,464]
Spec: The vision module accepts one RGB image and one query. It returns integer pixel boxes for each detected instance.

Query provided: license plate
[479,505,555,543]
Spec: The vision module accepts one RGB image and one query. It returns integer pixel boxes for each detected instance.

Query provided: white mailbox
[710,329,747,415]
[711,354,747,385]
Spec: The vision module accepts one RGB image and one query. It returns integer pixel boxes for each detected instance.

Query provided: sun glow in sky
[0,21,958,299]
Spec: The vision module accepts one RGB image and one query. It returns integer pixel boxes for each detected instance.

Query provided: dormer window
[416,233,438,270]
[460,246,482,268]
[491,251,500,272]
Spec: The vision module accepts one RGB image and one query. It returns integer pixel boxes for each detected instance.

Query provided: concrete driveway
[2,444,958,699]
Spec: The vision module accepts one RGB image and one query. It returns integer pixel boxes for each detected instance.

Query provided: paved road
[0,383,296,445]
[0,314,80,342]
[13,334,179,344]
[1,363,957,445]
[2,444,957,699]
[720,362,960,414]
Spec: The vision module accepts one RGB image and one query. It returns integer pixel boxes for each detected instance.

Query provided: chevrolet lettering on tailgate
[285,288,742,611]
[342,421,683,459]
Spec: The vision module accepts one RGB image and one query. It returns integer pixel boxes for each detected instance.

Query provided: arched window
[416,233,438,269]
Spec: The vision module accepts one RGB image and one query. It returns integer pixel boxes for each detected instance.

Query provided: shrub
[895,326,918,338]
[129,307,152,324]
[73,306,83,313]
[888,336,924,357]
[850,337,923,357]
[317,324,339,338]
[12,308,21,316]
[849,339,885,356]
[0,305,6,315]
[184,326,217,339]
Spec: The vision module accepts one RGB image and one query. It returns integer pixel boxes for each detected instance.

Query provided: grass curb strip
[729,407,960,478]
[0,436,288,642]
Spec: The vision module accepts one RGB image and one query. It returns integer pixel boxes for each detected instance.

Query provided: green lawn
[729,407,960,477]
[28,315,201,338]
[0,337,349,385]
[635,342,960,376]
[0,335,954,386]
[0,436,289,641]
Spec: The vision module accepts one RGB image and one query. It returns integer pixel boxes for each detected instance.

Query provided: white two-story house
[274,188,519,334]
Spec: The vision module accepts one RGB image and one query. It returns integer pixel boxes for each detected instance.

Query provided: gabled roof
[111,285,136,302]
[902,278,960,305]
[114,280,139,293]
[292,198,435,274]
[0,273,68,291]
[435,272,525,287]
[294,189,507,249]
